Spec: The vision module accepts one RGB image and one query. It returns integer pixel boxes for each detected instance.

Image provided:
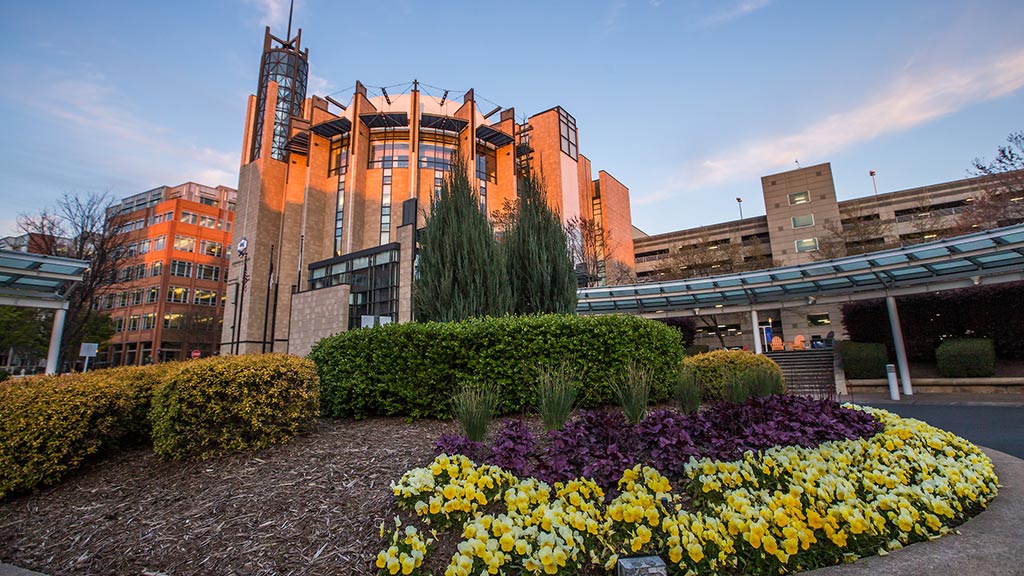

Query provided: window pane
[792,214,815,228]
[788,191,811,205]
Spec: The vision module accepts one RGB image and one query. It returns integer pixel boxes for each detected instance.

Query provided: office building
[101,183,236,365]
[632,163,1023,347]
[222,26,635,356]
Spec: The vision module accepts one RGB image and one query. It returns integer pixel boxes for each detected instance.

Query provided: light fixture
[807,296,816,305]
[971,276,981,286]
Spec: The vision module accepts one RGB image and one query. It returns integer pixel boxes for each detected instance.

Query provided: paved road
[861,403,1024,459]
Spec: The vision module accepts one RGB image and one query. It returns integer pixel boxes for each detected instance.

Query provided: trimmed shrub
[150,354,319,460]
[836,341,888,379]
[681,350,784,402]
[0,363,178,499]
[936,338,996,377]
[310,314,685,420]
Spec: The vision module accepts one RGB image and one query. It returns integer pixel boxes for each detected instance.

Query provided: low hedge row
[936,338,996,377]
[151,354,319,459]
[309,314,686,419]
[836,341,888,379]
[0,364,177,499]
[1,354,319,499]
[681,350,785,402]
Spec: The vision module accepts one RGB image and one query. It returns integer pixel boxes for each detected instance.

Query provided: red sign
[191,349,201,359]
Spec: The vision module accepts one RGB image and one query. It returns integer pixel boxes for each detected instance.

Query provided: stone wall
[288,283,350,357]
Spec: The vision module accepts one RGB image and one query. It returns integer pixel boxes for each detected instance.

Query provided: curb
[802,447,1024,576]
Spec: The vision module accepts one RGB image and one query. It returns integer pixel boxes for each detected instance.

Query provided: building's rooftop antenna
[286,0,295,41]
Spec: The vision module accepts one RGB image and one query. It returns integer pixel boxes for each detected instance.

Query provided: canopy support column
[885,295,913,395]
[751,309,762,354]
[45,305,68,375]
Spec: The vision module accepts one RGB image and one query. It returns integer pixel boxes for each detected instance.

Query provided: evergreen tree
[503,172,578,314]
[414,158,511,322]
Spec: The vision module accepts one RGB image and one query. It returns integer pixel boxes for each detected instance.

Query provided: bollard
[886,364,900,401]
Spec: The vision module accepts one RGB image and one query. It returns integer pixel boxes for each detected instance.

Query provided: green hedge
[681,350,785,402]
[0,364,176,499]
[309,314,686,419]
[836,341,888,379]
[936,339,996,377]
[150,354,319,460]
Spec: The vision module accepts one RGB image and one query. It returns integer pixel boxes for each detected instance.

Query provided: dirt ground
[0,417,460,576]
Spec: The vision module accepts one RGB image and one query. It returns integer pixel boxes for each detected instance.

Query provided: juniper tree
[503,172,577,314]
[414,158,511,322]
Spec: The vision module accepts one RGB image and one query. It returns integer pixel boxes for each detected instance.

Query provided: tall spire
[286,0,295,42]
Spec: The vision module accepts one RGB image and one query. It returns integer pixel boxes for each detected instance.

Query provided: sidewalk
[839,391,1024,407]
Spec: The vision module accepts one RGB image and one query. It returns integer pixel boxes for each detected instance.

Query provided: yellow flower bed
[378,406,998,575]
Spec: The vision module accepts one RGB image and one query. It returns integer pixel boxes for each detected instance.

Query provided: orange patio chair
[770,336,785,351]
[791,334,807,350]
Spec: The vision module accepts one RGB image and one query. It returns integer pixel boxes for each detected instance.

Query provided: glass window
[153,236,166,251]
[197,264,220,281]
[199,215,217,228]
[138,239,150,254]
[170,260,192,277]
[788,191,811,205]
[163,312,184,329]
[419,132,458,171]
[476,146,497,184]
[174,235,195,252]
[792,214,814,228]
[103,294,114,309]
[146,287,159,303]
[194,289,218,306]
[115,316,126,332]
[558,108,578,160]
[150,261,163,277]
[795,238,819,253]
[117,292,129,307]
[166,286,189,303]
[368,130,410,169]
[180,212,198,225]
[141,313,156,330]
[329,135,350,176]
[201,240,223,257]
[127,314,140,331]
[131,289,143,306]
[807,313,831,326]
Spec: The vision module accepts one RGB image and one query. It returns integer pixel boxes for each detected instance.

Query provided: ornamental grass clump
[536,362,578,431]
[452,384,498,442]
[677,367,702,414]
[611,361,652,424]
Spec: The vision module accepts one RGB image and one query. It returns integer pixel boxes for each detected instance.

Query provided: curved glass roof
[0,250,89,305]
[578,224,1024,314]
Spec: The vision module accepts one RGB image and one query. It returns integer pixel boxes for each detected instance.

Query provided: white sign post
[79,342,99,373]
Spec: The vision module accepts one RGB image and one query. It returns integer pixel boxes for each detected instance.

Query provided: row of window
[116,211,231,233]
[99,286,221,309]
[331,131,498,184]
[114,311,221,332]
[116,261,221,282]
[173,236,225,257]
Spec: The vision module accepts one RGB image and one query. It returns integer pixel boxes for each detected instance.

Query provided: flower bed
[377,403,998,575]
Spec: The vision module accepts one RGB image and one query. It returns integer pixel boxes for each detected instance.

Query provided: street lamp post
[736,197,744,219]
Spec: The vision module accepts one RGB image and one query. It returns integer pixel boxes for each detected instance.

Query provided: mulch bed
[0,417,460,576]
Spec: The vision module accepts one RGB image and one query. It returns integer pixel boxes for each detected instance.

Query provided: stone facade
[288,283,350,357]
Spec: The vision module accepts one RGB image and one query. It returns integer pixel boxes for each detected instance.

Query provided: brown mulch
[0,417,461,576]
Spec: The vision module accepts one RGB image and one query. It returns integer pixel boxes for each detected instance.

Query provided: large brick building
[632,163,1023,348]
[102,183,235,365]
[221,26,635,355]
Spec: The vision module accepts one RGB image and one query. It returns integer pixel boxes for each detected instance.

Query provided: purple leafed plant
[484,419,536,477]
[431,396,883,492]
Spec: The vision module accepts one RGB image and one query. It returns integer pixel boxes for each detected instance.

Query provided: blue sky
[1,0,1022,236]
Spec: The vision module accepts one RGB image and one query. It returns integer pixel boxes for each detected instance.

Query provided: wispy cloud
[307,72,331,97]
[243,0,298,31]
[702,0,772,25]
[600,1,628,35]
[21,73,238,190]
[644,48,1024,203]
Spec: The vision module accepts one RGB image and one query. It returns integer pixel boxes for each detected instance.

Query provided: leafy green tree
[0,306,49,367]
[503,172,578,314]
[414,158,511,322]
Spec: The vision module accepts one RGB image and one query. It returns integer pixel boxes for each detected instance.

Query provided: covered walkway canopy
[578,224,1024,391]
[0,249,89,374]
